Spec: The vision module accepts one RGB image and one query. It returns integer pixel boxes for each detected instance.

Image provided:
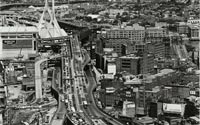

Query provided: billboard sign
[127,103,135,108]
[3,40,32,49]
[39,36,69,45]
[47,58,61,68]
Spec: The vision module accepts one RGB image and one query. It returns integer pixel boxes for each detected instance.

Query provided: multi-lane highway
[70,34,124,125]
[70,35,92,124]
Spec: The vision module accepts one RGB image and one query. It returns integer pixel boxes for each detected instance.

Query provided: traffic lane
[85,70,103,117]
[57,100,66,113]
[86,70,124,125]
[80,105,94,124]
[74,79,81,111]
[86,75,104,117]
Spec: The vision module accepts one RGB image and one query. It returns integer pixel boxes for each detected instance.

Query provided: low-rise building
[0,26,38,59]
[122,101,135,118]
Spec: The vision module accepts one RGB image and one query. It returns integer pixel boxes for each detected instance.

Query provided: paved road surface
[85,67,124,125]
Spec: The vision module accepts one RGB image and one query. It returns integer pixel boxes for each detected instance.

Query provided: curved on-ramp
[35,55,61,99]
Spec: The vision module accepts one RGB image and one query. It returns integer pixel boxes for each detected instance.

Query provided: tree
[120,16,130,22]
[122,12,128,16]
[185,44,195,52]
[51,45,61,53]
[184,101,199,118]
[116,13,121,19]
[104,12,109,18]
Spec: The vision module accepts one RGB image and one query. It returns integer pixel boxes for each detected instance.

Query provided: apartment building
[105,24,145,52]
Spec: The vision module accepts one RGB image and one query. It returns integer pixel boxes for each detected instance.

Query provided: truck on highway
[83,100,88,109]
[60,94,65,102]
[65,99,68,107]
[71,106,75,112]
[68,94,72,101]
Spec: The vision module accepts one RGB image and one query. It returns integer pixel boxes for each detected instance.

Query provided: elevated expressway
[34,34,125,125]
[70,35,124,125]
[33,0,125,124]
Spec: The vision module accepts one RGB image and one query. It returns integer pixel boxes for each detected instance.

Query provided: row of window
[107,34,145,36]
[188,20,200,24]
[107,36,144,40]
[121,65,131,68]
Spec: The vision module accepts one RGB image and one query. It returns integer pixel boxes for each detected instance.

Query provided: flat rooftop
[108,24,145,31]
[0,26,38,33]
[119,54,141,59]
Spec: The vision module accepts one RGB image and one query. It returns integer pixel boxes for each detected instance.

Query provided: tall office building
[116,54,141,75]
[105,38,132,56]
[141,52,154,74]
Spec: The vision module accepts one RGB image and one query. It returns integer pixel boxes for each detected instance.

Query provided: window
[122,65,130,68]
[9,35,16,38]
[1,35,9,38]
[34,41,36,50]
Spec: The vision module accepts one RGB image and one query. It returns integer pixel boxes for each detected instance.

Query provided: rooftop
[108,23,145,31]
[137,116,155,124]
[106,87,116,93]
[119,54,141,59]
[188,24,200,29]
[0,26,38,33]
[147,26,165,30]
[145,69,175,82]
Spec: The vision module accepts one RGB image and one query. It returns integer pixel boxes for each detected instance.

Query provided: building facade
[0,26,38,59]
[105,24,145,52]
[105,38,132,56]
[116,54,142,75]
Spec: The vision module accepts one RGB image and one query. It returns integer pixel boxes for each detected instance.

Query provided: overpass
[0,1,92,10]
